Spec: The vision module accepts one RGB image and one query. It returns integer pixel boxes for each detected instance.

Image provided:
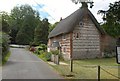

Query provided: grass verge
[2,52,11,65]
[50,58,120,79]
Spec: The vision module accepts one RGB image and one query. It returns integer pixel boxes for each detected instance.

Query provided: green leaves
[34,18,49,45]
[98,1,120,38]
[9,4,41,44]
[1,4,51,45]
[0,32,10,61]
[16,15,37,44]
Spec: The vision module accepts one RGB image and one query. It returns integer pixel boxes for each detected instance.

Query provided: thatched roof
[48,4,105,38]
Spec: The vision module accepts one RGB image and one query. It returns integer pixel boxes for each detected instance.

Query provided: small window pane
[79,21,84,27]
[76,33,79,38]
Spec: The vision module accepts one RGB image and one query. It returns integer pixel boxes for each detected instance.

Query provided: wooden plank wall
[72,16,101,59]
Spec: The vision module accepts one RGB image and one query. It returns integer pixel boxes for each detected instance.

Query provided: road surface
[2,48,62,79]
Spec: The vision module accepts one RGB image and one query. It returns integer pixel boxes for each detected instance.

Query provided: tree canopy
[98,1,120,38]
[1,4,54,45]
[34,18,49,45]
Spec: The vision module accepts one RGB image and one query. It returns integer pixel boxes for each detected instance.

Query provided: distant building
[48,3,116,60]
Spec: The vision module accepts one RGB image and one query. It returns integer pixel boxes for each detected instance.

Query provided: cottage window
[76,33,79,38]
[79,21,84,27]
[75,33,79,39]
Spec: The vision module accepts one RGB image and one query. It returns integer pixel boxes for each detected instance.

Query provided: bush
[0,32,10,63]
[51,50,59,55]
[45,52,52,61]
[59,53,64,61]
[34,44,47,53]
[40,44,47,51]
[33,44,51,61]
[104,48,115,58]
[38,52,51,61]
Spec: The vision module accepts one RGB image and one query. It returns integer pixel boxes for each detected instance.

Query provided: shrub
[45,52,52,61]
[34,44,47,53]
[51,50,59,55]
[0,32,10,63]
[51,50,64,61]
[40,44,47,51]
[104,48,115,58]
[33,44,51,61]
[38,52,51,61]
[59,53,64,61]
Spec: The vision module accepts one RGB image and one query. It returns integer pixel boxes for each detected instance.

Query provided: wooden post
[70,33,73,72]
[70,59,73,72]
[98,66,100,81]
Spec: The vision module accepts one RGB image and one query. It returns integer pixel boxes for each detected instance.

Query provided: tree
[34,18,49,45]
[34,22,42,45]
[49,22,59,32]
[0,32,10,63]
[16,15,38,45]
[9,4,41,44]
[41,18,49,44]
[0,12,10,34]
[98,1,120,38]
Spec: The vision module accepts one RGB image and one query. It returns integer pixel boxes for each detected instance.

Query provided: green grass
[38,54,47,62]
[2,52,11,65]
[50,58,119,79]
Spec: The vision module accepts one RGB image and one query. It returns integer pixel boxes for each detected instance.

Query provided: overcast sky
[0,0,118,24]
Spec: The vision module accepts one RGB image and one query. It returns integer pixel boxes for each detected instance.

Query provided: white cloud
[0,0,118,24]
[0,0,37,13]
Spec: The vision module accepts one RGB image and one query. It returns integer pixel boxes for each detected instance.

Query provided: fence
[79,65,120,80]
[52,59,120,80]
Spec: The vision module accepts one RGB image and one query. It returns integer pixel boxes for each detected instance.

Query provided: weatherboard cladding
[48,7,105,38]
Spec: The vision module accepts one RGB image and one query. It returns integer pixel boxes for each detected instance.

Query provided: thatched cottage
[48,3,116,60]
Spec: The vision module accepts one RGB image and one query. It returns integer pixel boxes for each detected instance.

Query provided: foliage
[98,1,120,38]
[0,32,10,63]
[59,53,64,61]
[51,50,59,55]
[9,4,40,44]
[1,4,52,45]
[34,44,47,54]
[2,52,11,65]
[49,22,59,32]
[45,52,52,61]
[50,50,64,61]
[0,12,10,64]
[16,15,37,44]
[36,51,51,61]
[33,22,42,45]
[104,48,115,58]
[33,44,51,61]
[34,18,49,45]
[0,12,10,34]
[37,44,47,51]
[51,58,118,79]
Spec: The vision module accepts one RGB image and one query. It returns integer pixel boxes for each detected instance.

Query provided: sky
[0,0,119,24]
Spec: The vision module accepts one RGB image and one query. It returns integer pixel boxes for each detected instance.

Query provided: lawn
[50,58,120,79]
